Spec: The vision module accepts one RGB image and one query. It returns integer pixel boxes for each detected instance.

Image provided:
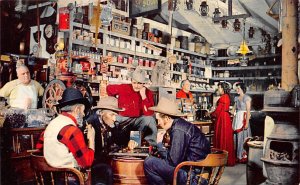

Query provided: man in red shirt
[106,67,157,146]
[176,80,194,103]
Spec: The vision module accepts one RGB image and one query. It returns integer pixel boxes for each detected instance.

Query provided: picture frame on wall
[129,0,161,18]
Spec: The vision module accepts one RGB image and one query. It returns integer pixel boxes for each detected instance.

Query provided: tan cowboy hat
[128,66,149,83]
[92,96,124,112]
[149,97,185,117]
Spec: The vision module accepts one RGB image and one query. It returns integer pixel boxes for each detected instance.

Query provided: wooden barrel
[111,157,148,185]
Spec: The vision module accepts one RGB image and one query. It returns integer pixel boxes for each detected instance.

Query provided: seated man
[106,67,157,146]
[0,64,44,109]
[87,96,125,162]
[176,79,194,104]
[87,96,132,185]
[144,97,211,185]
[39,88,96,184]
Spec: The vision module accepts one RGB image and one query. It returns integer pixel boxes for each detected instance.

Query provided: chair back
[30,152,91,185]
[173,148,228,185]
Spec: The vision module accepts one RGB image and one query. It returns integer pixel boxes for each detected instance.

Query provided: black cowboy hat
[56,88,90,112]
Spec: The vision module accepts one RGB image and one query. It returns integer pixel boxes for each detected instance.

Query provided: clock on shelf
[43,24,57,54]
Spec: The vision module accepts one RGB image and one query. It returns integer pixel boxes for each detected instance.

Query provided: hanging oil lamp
[200,1,209,16]
[212,8,221,23]
[186,0,193,10]
[233,19,241,31]
[248,26,255,38]
[221,20,228,28]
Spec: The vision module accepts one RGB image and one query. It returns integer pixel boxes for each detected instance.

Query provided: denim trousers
[144,157,208,185]
[116,115,157,146]
[144,156,187,185]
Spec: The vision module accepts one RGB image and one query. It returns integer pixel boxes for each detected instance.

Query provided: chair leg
[50,172,55,185]
[34,172,40,185]
[39,172,45,185]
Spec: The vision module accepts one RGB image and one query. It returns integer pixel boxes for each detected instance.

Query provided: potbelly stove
[261,89,299,185]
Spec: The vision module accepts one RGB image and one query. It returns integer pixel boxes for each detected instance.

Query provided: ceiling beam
[212,13,250,22]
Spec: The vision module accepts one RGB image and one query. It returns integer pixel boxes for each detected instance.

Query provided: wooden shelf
[108,62,153,71]
[210,76,281,80]
[209,53,280,61]
[211,65,281,71]
[173,47,207,58]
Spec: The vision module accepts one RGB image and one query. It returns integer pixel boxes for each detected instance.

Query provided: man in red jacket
[106,67,157,146]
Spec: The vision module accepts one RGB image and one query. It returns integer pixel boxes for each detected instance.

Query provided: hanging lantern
[236,40,250,55]
[233,19,241,31]
[248,26,255,38]
[212,8,221,23]
[186,0,194,10]
[221,20,228,28]
[200,1,209,16]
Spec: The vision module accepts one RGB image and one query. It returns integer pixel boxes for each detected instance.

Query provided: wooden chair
[173,148,228,185]
[30,152,91,185]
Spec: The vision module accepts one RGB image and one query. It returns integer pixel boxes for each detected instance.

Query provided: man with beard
[86,96,128,185]
[42,88,96,184]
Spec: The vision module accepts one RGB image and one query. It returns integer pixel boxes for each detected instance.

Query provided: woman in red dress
[210,82,235,166]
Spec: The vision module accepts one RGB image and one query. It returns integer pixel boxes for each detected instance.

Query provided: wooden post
[281,0,298,91]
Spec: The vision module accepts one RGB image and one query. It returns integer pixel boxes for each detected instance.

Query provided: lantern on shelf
[248,26,255,38]
[200,1,209,16]
[212,8,221,23]
[221,20,228,28]
[233,19,241,31]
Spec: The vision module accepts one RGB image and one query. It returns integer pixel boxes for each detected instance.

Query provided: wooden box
[111,20,131,36]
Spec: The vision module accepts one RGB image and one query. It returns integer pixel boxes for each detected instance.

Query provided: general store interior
[0,0,299,185]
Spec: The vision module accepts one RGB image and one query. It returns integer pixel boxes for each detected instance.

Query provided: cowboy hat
[149,97,185,117]
[128,66,149,83]
[56,88,90,111]
[92,96,124,112]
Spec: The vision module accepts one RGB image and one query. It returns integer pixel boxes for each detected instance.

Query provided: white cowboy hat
[128,66,149,83]
[149,97,185,117]
[92,96,124,112]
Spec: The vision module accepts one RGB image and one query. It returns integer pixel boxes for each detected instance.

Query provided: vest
[44,114,78,168]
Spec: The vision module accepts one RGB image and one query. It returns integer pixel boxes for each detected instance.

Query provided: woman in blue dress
[232,82,252,163]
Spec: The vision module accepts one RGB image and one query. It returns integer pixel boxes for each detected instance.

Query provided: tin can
[118,55,123,63]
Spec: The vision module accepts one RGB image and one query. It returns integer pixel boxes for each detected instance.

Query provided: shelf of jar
[72,22,167,49]
[176,60,208,69]
[210,76,281,80]
[173,47,207,58]
[107,62,153,71]
[73,39,166,61]
[106,46,165,60]
[211,65,281,71]
[73,39,104,48]
[209,53,280,61]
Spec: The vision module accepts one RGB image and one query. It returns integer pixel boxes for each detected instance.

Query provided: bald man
[0,65,44,109]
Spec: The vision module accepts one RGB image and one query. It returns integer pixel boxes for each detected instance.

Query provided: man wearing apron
[0,64,44,109]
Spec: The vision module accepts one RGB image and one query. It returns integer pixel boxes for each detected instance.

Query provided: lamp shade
[236,41,250,55]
